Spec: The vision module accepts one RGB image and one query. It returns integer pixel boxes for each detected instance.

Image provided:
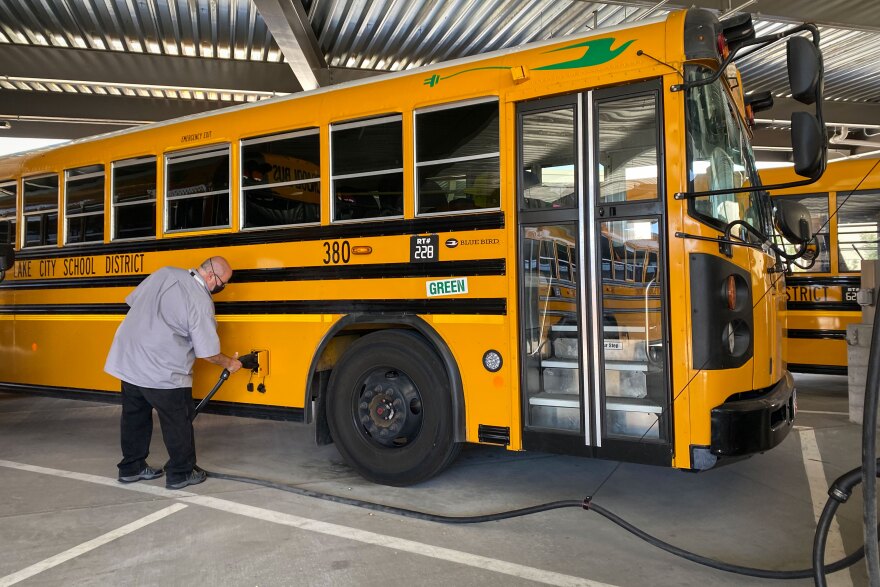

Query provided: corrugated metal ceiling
[0,0,878,109]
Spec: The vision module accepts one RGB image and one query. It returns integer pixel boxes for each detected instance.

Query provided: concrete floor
[0,373,872,586]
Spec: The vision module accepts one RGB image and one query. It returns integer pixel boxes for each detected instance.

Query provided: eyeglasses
[209,258,227,293]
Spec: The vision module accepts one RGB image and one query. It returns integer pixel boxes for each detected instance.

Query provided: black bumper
[710,371,796,456]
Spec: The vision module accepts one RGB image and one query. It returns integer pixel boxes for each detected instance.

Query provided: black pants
[118,381,196,483]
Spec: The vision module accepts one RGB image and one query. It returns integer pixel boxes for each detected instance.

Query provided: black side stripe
[786,364,847,376]
[1,259,505,290]
[0,298,508,315]
[786,276,860,287]
[14,212,505,260]
[235,259,505,282]
[0,275,146,290]
[785,329,847,340]
[0,383,305,422]
[787,301,860,312]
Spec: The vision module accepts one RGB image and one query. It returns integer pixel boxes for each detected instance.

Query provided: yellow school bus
[0,8,825,485]
[763,157,880,375]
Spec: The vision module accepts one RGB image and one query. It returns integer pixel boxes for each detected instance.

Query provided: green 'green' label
[426,278,468,297]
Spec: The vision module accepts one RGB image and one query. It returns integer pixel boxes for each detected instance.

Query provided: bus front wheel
[326,330,461,486]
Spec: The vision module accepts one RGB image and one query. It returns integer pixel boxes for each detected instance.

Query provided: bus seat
[420,180,448,213]
[448,197,476,211]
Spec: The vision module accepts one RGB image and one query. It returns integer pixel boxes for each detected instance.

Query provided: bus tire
[326,329,461,486]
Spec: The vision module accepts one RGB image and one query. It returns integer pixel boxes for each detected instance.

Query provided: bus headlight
[722,320,750,357]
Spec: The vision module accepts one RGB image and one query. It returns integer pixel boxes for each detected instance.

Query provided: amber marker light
[351,246,372,255]
[726,275,737,311]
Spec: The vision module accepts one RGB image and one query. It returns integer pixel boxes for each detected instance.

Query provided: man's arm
[201,352,243,373]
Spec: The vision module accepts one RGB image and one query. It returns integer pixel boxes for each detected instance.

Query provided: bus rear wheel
[326,330,461,486]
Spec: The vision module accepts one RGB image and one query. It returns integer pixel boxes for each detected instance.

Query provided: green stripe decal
[535,38,636,70]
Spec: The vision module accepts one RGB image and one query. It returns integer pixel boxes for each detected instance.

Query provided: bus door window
[519,107,576,210]
[165,145,231,232]
[65,164,105,245]
[22,174,59,248]
[331,115,403,221]
[518,99,582,435]
[112,157,157,241]
[597,219,666,442]
[597,95,659,205]
[595,87,667,444]
[0,181,16,247]
[837,189,880,273]
[415,99,500,215]
[241,129,320,229]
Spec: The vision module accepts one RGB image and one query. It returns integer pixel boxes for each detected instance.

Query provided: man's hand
[204,352,243,374]
[227,351,243,374]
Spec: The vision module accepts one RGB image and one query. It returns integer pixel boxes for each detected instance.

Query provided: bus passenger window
[112,157,157,241]
[331,115,403,221]
[22,174,59,248]
[165,145,231,232]
[65,164,105,244]
[597,94,659,204]
[519,107,576,210]
[241,129,320,229]
[0,181,16,246]
[773,193,830,273]
[415,99,500,215]
[837,190,880,273]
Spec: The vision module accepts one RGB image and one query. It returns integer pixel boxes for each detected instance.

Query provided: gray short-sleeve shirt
[104,266,221,388]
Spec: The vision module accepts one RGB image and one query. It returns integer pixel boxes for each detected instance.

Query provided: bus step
[529,393,579,408]
[541,359,578,369]
[605,395,663,413]
[605,360,650,372]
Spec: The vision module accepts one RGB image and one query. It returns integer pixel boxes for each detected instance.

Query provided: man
[105,256,242,490]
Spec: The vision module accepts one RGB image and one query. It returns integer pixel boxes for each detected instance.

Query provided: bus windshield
[685,65,772,237]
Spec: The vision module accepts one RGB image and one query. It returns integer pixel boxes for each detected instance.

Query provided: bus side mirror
[791,111,826,178]
[787,36,822,105]
[774,199,813,245]
[0,244,14,271]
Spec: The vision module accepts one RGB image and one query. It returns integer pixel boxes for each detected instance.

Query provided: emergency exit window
[241,128,320,229]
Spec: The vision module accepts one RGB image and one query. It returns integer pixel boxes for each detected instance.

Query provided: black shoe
[118,465,164,483]
[166,468,207,490]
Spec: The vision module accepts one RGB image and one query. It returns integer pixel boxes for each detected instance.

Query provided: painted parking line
[798,428,852,587]
[798,410,849,416]
[0,460,617,587]
[0,503,187,587]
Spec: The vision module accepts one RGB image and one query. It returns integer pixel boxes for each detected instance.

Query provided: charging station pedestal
[847,260,879,425]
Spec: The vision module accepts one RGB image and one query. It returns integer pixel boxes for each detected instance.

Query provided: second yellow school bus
[0,8,825,484]
[763,157,880,375]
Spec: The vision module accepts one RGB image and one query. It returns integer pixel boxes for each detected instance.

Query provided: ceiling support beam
[763,97,880,129]
[252,0,326,90]
[599,0,880,30]
[0,45,301,95]
[0,90,227,139]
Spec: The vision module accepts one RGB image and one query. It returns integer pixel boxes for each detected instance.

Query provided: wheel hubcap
[356,369,423,448]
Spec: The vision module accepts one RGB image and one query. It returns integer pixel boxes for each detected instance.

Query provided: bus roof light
[717,33,730,61]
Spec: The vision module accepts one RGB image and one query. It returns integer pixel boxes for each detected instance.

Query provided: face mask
[208,258,227,294]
